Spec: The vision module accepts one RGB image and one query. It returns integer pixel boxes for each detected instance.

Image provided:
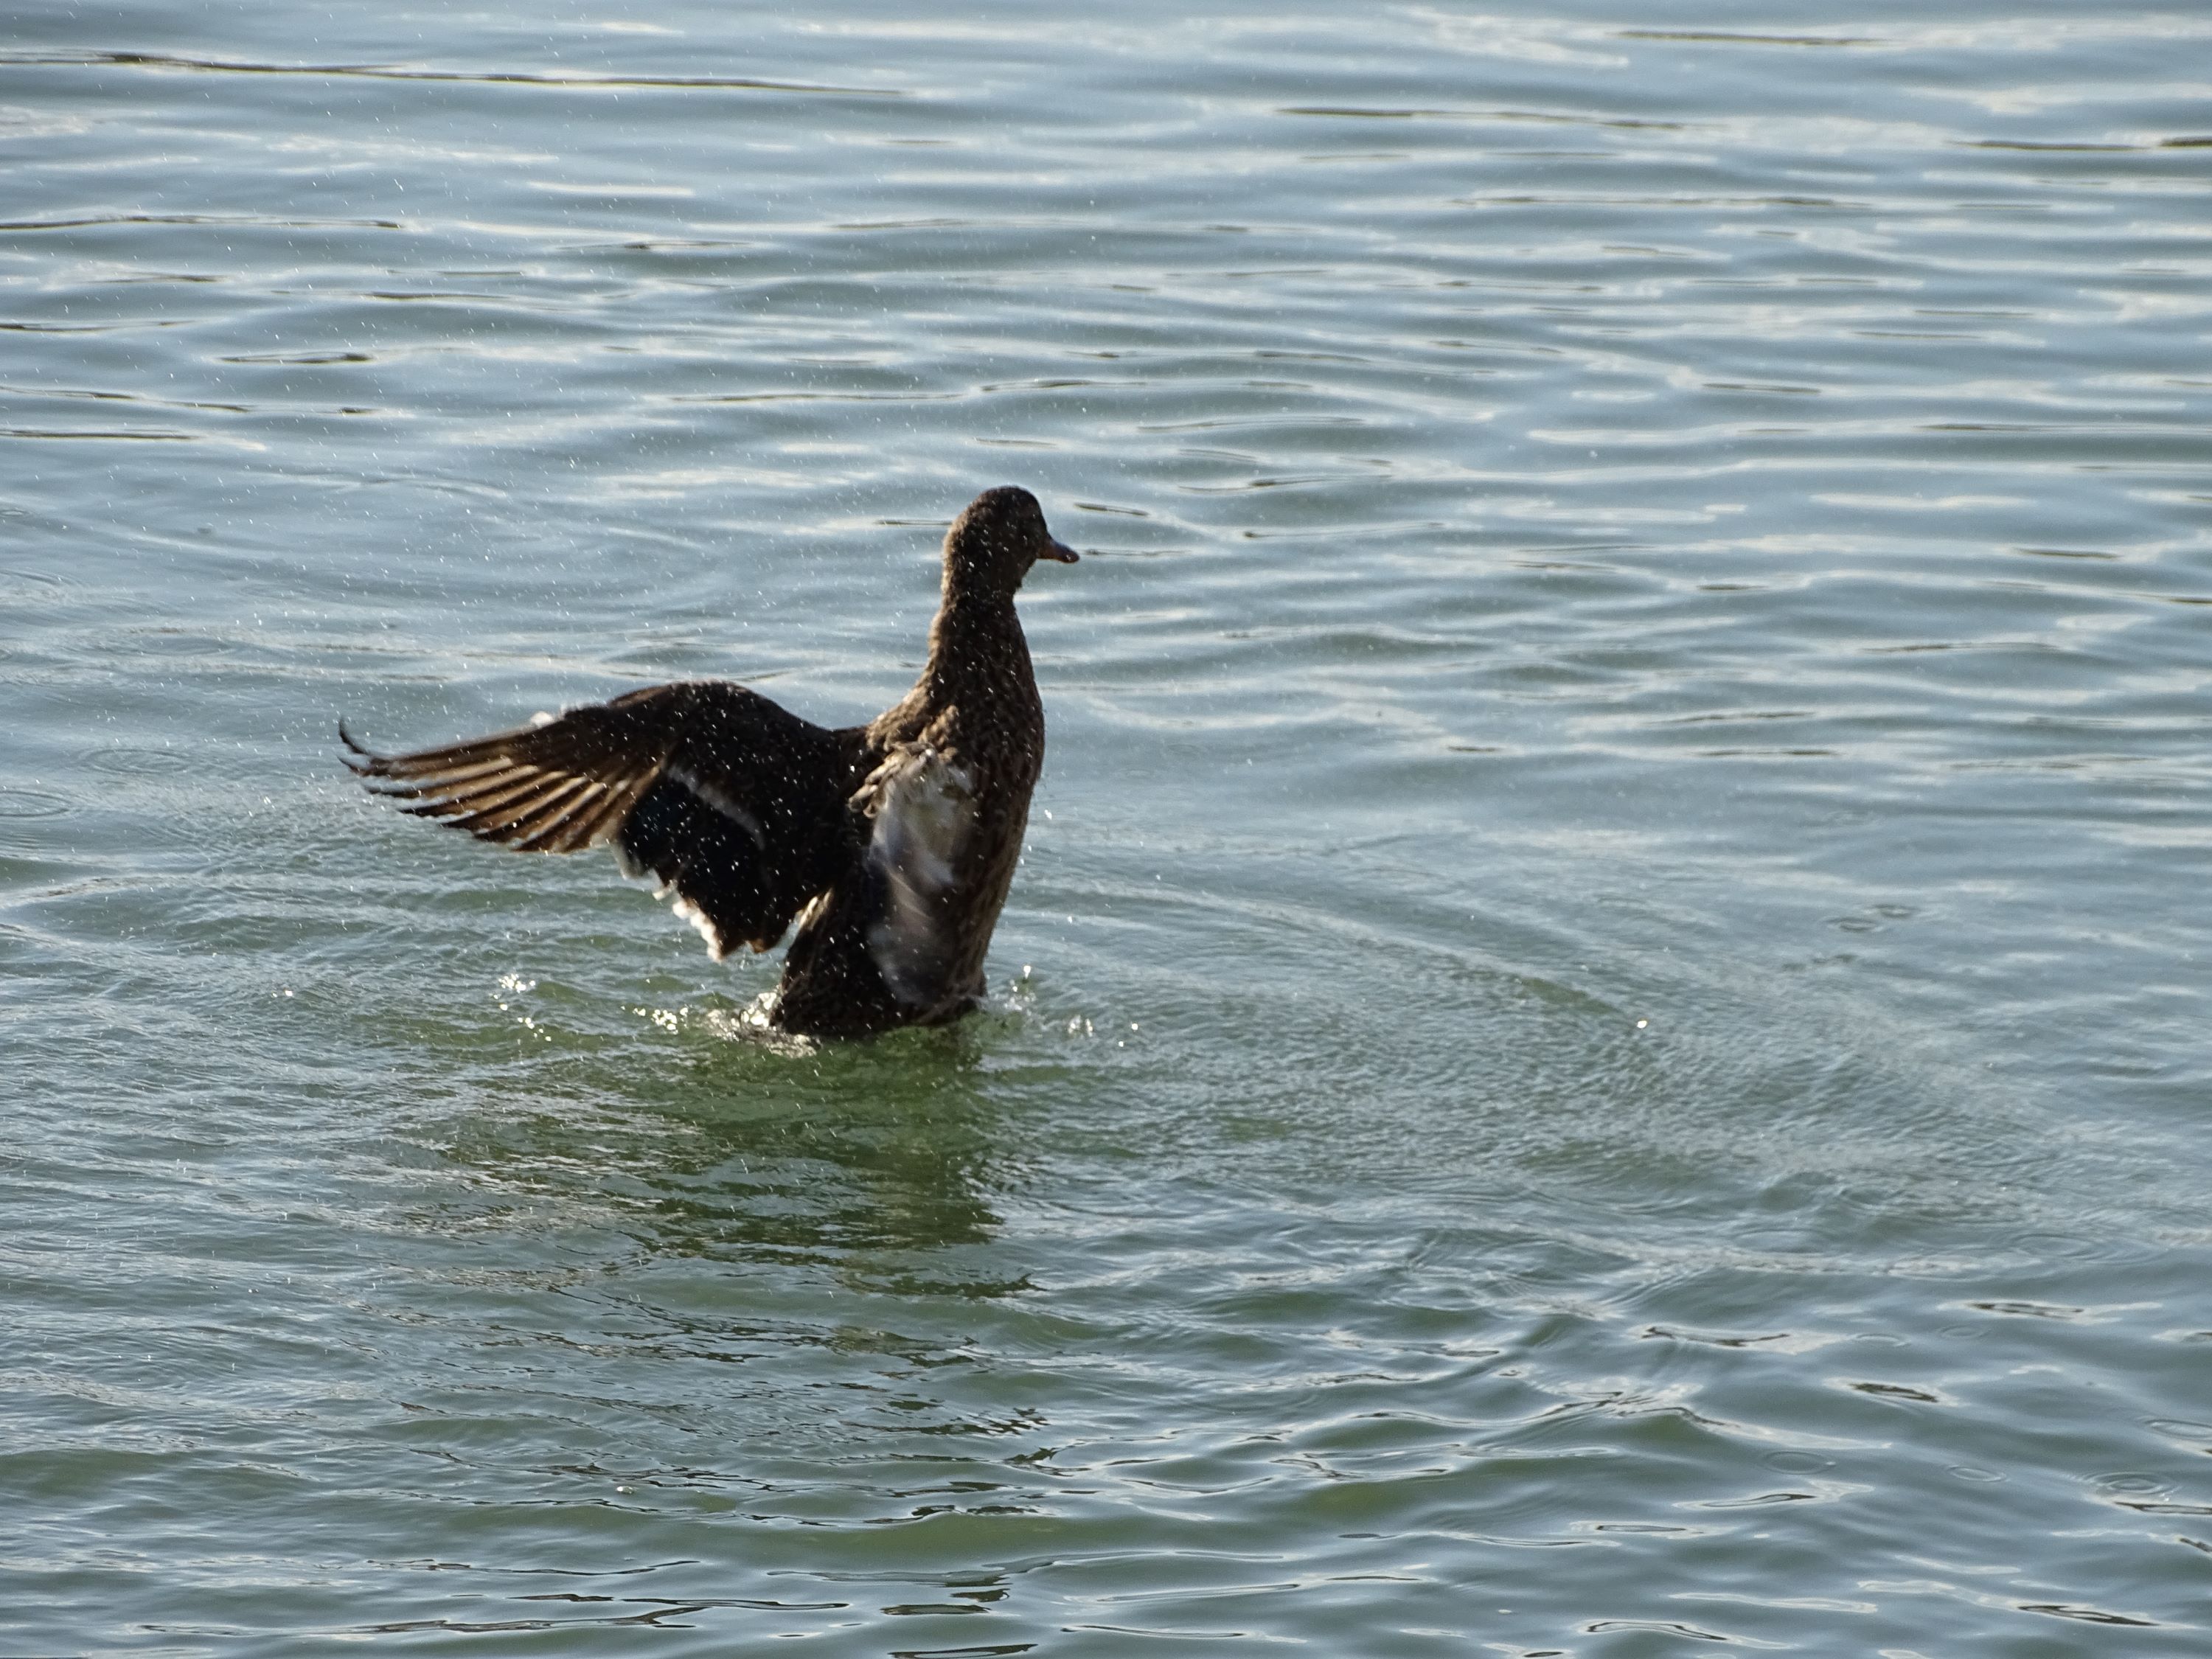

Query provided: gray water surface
[5,3,2211,1653]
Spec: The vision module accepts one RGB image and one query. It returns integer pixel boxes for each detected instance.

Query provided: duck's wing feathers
[343,681,868,957]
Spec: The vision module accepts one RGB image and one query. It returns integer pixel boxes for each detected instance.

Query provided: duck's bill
[1040,538,1080,563]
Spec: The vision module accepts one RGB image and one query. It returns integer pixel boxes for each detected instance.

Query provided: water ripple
[1,49,905,97]
[6,1,2211,1651]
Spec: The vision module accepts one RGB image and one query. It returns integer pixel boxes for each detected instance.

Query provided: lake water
[5,2,2210,1652]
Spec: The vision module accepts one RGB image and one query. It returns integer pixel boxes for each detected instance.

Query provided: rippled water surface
[6,2,2211,1652]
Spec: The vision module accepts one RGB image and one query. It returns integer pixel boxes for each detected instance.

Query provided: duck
[343,485,1079,1038]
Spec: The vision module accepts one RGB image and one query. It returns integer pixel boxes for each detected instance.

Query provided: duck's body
[344,486,1077,1038]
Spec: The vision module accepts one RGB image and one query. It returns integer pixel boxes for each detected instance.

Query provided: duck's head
[942,486,1079,599]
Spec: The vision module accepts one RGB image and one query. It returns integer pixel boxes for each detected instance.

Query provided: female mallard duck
[343,485,1079,1037]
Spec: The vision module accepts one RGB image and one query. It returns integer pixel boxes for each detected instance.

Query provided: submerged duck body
[345,486,1079,1037]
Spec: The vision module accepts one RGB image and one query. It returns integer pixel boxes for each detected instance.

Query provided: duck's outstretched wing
[343,681,868,957]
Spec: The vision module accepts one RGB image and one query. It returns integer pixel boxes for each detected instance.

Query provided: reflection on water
[435,1024,1016,1282]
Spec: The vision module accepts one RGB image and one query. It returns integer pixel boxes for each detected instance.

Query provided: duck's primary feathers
[344,485,1079,1037]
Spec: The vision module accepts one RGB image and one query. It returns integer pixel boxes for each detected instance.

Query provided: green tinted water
[5,3,2211,1652]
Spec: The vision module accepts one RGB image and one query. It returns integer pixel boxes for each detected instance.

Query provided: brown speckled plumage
[344,486,1077,1037]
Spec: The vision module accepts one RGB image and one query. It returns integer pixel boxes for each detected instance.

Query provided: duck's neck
[920,577,1032,710]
